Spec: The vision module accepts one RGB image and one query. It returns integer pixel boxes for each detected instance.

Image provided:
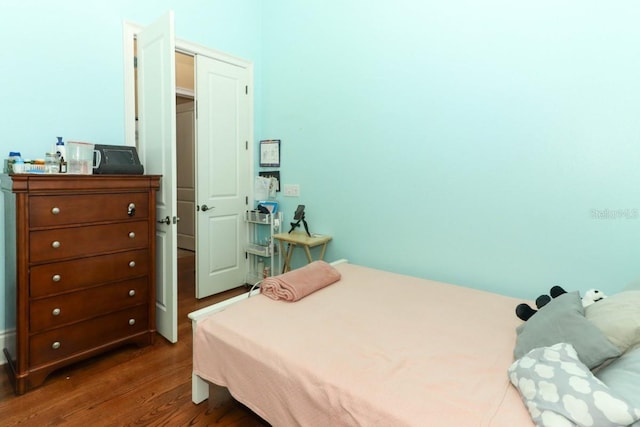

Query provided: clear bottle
[45,152,58,174]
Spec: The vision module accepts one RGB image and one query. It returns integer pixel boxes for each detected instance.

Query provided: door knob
[157,216,170,225]
[201,205,210,212]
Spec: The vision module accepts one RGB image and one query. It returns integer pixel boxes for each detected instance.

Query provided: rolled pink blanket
[261,261,341,301]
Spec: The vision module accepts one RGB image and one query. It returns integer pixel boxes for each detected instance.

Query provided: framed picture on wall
[260,139,281,167]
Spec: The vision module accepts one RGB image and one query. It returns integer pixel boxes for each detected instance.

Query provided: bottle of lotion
[55,137,66,160]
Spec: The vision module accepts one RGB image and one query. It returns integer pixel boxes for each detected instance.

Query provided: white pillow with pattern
[509,343,640,427]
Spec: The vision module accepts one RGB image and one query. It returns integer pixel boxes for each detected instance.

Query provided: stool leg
[318,242,328,260]
[278,240,287,273]
[283,243,295,273]
[303,245,313,263]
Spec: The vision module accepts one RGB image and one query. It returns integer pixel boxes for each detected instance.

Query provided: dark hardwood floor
[0,251,269,426]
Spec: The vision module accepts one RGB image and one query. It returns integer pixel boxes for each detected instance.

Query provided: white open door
[195,54,251,298]
[136,12,178,342]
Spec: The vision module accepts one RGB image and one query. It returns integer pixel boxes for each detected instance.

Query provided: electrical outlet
[283,184,300,197]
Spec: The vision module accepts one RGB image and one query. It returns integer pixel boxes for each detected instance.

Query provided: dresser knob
[128,319,136,326]
[51,207,60,215]
[128,289,136,297]
[128,232,136,239]
[128,261,136,268]
[52,341,61,350]
[52,308,61,316]
[127,203,136,217]
[52,274,61,282]
[51,241,61,249]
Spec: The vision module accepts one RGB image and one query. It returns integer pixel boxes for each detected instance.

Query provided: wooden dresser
[1,174,161,394]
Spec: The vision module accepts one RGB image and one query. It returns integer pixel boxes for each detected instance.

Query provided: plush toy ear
[516,303,537,321]
[535,294,551,309]
[549,285,567,298]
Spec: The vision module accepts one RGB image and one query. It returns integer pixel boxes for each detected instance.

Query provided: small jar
[59,156,67,173]
[44,152,58,174]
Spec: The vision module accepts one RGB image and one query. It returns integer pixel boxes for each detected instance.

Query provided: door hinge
[195,100,198,120]
[245,85,248,95]
[245,196,249,205]
[245,141,248,150]
[245,252,248,260]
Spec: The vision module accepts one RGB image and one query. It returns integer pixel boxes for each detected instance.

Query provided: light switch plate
[283,184,300,197]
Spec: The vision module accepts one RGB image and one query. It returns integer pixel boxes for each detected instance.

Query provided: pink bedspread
[193,263,533,426]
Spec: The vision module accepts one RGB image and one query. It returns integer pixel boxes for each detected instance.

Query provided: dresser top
[1,174,161,193]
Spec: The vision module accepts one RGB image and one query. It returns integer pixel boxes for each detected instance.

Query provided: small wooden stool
[272,232,332,273]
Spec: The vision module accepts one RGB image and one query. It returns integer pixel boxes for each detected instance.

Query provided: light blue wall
[0,0,262,332]
[0,0,262,158]
[260,1,640,299]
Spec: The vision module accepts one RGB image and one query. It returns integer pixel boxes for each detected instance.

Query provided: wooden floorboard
[0,253,269,426]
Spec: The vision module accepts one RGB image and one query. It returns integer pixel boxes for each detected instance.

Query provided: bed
[189,260,640,426]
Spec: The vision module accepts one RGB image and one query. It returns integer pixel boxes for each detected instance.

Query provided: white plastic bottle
[6,151,22,173]
[55,137,66,160]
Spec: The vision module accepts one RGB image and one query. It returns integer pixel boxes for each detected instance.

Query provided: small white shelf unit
[245,210,282,285]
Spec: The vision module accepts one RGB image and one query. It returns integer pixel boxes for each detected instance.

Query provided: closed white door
[195,54,252,298]
[136,12,178,342]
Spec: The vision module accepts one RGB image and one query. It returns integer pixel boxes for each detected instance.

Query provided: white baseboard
[0,329,15,366]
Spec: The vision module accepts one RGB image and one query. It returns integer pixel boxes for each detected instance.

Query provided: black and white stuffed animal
[515,285,607,321]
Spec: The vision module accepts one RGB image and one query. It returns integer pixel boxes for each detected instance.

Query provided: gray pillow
[514,292,621,368]
[597,346,640,409]
[509,343,640,426]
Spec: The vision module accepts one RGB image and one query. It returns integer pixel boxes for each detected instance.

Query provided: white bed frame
[188,259,349,404]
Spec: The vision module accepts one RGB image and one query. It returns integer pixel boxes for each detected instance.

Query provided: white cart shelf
[245,210,282,285]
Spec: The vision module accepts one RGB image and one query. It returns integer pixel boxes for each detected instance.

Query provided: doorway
[175,52,196,254]
[176,96,196,281]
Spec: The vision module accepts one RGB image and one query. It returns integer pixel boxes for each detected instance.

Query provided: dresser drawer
[30,221,149,263]
[29,304,149,367]
[29,193,149,228]
[30,277,149,333]
[30,249,149,297]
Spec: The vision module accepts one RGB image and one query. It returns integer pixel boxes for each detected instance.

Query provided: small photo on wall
[260,139,280,167]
